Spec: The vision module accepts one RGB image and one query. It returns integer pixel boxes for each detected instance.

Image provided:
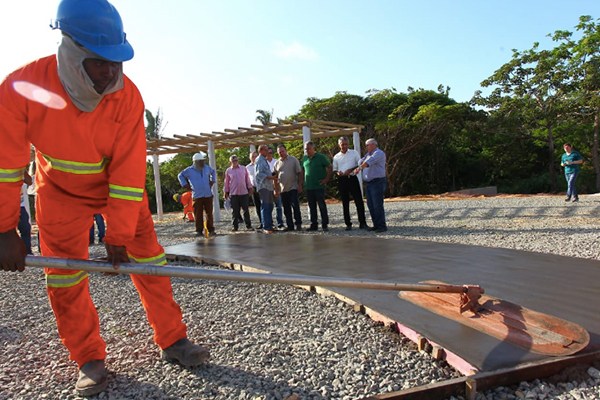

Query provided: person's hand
[104,242,129,270]
[0,230,27,272]
[224,192,230,200]
[564,161,571,165]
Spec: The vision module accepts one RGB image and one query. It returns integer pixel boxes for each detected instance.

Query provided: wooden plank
[358,350,600,399]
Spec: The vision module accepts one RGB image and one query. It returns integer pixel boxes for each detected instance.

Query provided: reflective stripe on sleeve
[42,154,107,175]
[129,253,167,266]
[0,167,26,183]
[109,184,144,202]
[46,271,88,288]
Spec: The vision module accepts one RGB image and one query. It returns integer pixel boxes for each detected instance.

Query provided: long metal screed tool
[25,255,589,356]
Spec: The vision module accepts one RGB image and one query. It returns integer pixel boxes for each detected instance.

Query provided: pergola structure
[146,119,365,220]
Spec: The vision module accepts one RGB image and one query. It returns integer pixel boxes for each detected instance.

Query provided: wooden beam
[358,350,600,400]
[307,119,364,129]
[146,120,360,156]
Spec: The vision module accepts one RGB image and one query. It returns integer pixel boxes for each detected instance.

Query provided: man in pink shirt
[224,155,254,231]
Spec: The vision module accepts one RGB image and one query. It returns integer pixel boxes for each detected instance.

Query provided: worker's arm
[296,159,304,193]
[224,168,231,199]
[103,81,147,250]
[320,163,333,186]
[177,169,191,190]
[0,67,35,271]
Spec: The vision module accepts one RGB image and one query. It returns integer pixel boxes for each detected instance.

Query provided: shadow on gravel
[387,205,599,222]
[383,225,600,239]
[94,364,325,399]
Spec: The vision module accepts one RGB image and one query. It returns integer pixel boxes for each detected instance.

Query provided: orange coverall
[180,191,195,221]
[0,56,187,367]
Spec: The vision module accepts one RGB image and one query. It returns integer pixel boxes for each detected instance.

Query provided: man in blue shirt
[561,143,583,202]
[356,138,387,232]
[255,144,277,233]
[178,152,217,236]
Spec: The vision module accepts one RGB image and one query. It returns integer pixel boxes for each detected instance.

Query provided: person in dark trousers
[302,142,332,232]
[18,170,33,255]
[178,151,217,237]
[332,137,368,231]
[89,214,105,244]
[274,144,303,231]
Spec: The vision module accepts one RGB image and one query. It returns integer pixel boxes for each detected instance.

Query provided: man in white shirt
[332,137,368,230]
[246,151,262,228]
[266,147,284,228]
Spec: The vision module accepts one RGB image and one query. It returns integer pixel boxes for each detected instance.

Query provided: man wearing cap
[178,152,217,237]
[0,0,210,396]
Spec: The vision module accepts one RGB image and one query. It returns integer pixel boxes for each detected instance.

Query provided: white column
[208,140,221,222]
[152,154,163,220]
[302,126,311,154]
[352,130,364,196]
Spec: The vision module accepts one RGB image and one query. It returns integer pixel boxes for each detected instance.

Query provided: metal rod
[25,255,476,294]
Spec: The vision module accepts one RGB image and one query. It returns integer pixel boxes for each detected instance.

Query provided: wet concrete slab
[165,233,600,372]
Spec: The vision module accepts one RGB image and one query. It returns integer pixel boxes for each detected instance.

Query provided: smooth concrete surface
[165,234,600,372]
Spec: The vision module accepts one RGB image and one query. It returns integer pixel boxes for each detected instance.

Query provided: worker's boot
[75,359,108,397]
[161,338,210,367]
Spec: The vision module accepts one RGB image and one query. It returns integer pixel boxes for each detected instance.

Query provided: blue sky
[2,1,599,138]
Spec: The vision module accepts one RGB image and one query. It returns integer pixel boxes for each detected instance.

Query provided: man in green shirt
[302,142,332,231]
[560,143,584,202]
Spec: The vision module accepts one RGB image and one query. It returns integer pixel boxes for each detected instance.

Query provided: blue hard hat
[51,0,134,62]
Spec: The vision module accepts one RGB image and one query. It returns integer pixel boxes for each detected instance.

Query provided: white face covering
[56,35,124,112]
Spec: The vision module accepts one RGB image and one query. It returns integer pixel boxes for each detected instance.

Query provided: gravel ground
[1,194,600,399]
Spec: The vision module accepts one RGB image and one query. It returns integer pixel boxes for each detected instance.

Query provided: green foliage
[255,109,274,125]
[145,108,166,140]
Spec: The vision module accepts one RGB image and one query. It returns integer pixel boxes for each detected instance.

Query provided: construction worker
[177,151,217,237]
[173,191,195,222]
[0,0,209,396]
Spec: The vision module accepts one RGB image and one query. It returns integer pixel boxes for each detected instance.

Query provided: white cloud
[273,41,318,61]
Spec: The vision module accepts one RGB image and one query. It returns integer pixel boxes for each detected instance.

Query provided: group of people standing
[176,137,389,236]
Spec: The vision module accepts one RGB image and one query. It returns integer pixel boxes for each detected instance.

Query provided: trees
[565,16,600,190]
[473,38,574,192]
[377,89,486,195]
[292,87,482,196]
[474,16,600,192]
[255,109,274,125]
[145,108,167,140]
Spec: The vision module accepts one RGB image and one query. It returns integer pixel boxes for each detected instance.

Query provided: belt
[365,177,386,183]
